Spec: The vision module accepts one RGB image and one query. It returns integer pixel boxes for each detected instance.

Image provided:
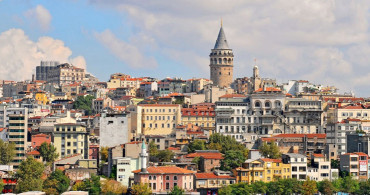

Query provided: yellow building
[54,123,88,159]
[137,104,181,135]
[233,158,291,184]
[181,103,215,131]
[35,91,49,105]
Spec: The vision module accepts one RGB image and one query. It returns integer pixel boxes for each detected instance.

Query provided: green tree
[259,140,281,159]
[148,141,158,157]
[220,150,246,171]
[16,157,44,193]
[280,178,302,195]
[302,178,317,195]
[187,139,206,153]
[39,142,59,164]
[43,179,59,195]
[318,179,336,195]
[43,169,70,194]
[331,159,339,169]
[218,185,232,195]
[266,180,285,195]
[331,178,342,193]
[357,179,370,194]
[0,139,16,164]
[230,183,252,194]
[169,185,185,195]
[101,179,127,194]
[251,181,267,194]
[207,133,249,157]
[341,176,359,193]
[0,179,4,193]
[156,149,175,162]
[100,146,109,162]
[73,95,94,115]
[131,183,152,195]
[72,175,101,194]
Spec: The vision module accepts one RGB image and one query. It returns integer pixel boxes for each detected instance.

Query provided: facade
[347,133,370,154]
[340,152,368,180]
[114,157,140,187]
[136,104,181,135]
[185,150,223,173]
[47,63,85,85]
[181,103,215,131]
[195,171,235,195]
[31,133,51,149]
[35,61,60,81]
[307,154,332,181]
[282,153,307,180]
[284,98,323,134]
[99,113,131,147]
[326,119,362,159]
[8,110,28,169]
[209,25,233,88]
[327,104,370,124]
[53,123,88,159]
[133,166,195,193]
[233,158,291,184]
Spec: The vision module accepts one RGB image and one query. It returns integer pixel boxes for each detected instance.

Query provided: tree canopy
[187,139,206,153]
[73,95,94,115]
[131,183,152,195]
[100,146,109,162]
[207,133,249,157]
[101,179,127,194]
[39,142,59,164]
[43,169,70,194]
[220,150,246,171]
[72,175,101,194]
[0,139,16,165]
[258,140,281,159]
[169,185,185,195]
[16,157,44,193]
[156,149,175,162]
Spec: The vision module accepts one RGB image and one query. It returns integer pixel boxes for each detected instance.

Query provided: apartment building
[327,104,370,124]
[282,153,307,180]
[307,154,332,181]
[133,166,195,193]
[284,98,323,134]
[53,123,88,159]
[326,119,362,159]
[136,104,181,135]
[347,133,370,154]
[47,63,85,85]
[99,113,131,147]
[8,110,28,169]
[340,152,368,180]
[195,171,235,195]
[233,158,291,184]
[181,103,215,131]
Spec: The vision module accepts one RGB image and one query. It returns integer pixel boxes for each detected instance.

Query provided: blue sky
[1,0,370,96]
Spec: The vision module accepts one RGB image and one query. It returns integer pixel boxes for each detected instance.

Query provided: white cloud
[0,28,87,81]
[89,0,370,96]
[94,29,158,69]
[24,5,52,31]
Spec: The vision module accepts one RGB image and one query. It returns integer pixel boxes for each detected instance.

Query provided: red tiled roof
[273,134,326,139]
[0,128,6,132]
[133,166,195,174]
[312,153,324,158]
[195,173,235,179]
[220,94,246,98]
[27,150,40,155]
[168,147,181,151]
[260,158,282,163]
[32,133,49,138]
[261,137,277,142]
[126,141,142,145]
[255,87,281,92]
[185,152,223,160]
[139,104,179,107]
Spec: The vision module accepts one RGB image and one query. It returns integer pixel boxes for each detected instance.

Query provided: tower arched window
[228,58,232,64]
[223,58,227,64]
[218,58,222,64]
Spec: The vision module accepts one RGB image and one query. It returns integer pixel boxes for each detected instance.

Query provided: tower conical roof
[214,26,229,49]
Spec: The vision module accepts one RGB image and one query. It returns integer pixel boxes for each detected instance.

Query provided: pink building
[89,145,99,160]
[31,133,51,149]
[133,166,195,193]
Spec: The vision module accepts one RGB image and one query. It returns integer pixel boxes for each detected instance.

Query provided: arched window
[255,101,261,107]
[223,58,227,64]
[149,176,152,180]
[274,101,281,108]
[228,58,232,64]
[265,101,271,108]
[153,176,156,180]
[218,58,222,64]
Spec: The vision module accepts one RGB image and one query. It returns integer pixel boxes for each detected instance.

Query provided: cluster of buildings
[1,24,370,194]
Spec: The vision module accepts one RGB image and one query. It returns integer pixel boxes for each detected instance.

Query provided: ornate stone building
[209,24,233,88]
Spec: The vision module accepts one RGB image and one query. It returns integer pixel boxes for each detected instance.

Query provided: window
[174,176,177,180]
[166,183,170,189]
[292,166,297,172]
[174,183,177,186]
[149,176,152,180]
[166,176,170,180]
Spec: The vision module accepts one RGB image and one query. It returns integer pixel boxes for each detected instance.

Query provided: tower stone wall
[209,25,233,88]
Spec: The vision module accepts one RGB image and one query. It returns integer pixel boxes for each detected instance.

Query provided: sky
[0,0,370,96]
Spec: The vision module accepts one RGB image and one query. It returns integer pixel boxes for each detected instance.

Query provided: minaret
[209,21,234,88]
[140,141,148,172]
